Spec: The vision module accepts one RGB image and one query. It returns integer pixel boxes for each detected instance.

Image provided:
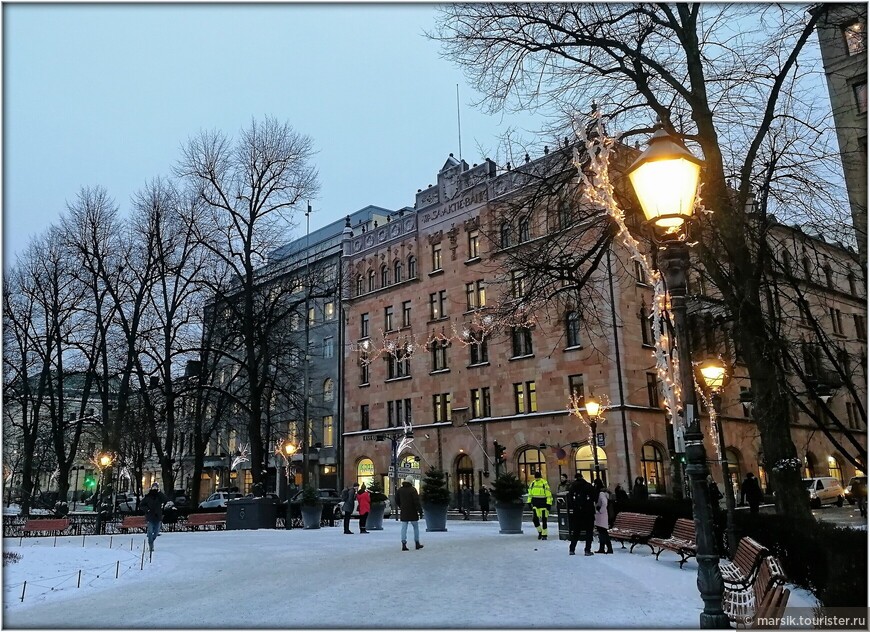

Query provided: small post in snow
[20,581,26,602]
[130,537,133,551]
[82,534,86,547]
[109,535,113,549]
[54,535,57,547]
[77,570,82,588]
[140,543,145,570]
[115,560,120,579]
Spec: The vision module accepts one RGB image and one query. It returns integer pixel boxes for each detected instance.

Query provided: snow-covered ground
[3,519,816,629]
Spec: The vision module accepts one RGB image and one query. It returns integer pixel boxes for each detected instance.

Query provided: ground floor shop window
[518,447,547,485]
[827,455,843,484]
[574,445,608,487]
[357,458,374,488]
[640,443,666,494]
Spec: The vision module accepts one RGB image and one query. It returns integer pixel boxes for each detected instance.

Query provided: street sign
[597,433,606,447]
[388,466,395,476]
[397,467,415,476]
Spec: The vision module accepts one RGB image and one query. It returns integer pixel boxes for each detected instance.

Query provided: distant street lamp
[585,397,604,479]
[697,357,738,556]
[94,452,113,534]
[377,428,414,520]
[627,122,729,628]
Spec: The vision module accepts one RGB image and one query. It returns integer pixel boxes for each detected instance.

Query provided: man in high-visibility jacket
[527,471,553,540]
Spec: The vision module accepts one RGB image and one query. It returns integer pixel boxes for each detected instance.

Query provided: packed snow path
[4,520,813,628]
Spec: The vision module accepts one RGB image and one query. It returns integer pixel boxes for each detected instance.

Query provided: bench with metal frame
[186,512,227,530]
[649,517,697,568]
[607,511,658,553]
[21,518,71,536]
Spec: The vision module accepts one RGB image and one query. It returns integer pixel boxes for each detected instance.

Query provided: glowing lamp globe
[586,398,601,419]
[284,442,297,456]
[626,127,703,229]
[98,454,112,468]
[698,358,729,392]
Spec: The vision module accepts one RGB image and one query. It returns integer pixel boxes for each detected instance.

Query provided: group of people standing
[456,485,492,520]
[532,471,613,554]
[339,482,370,534]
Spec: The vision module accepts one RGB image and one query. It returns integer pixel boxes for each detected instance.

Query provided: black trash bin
[556,492,573,541]
[226,497,278,530]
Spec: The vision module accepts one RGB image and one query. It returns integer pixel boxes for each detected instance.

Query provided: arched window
[827,455,844,484]
[381,264,389,287]
[394,260,403,283]
[408,255,417,279]
[357,458,375,488]
[574,445,608,487]
[356,274,364,296]
[804,452,817,479]
[725,449,741,497]
[640,443,666,494]
[368,269,376,292]
[518,447,547,485]
[566,311,581,347]
[518,216,530,243]
[500,222,512,248]
[323,378,334,402]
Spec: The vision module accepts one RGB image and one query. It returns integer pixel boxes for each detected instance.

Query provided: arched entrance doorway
[574,445,608,487]
[518,447,547,485]
[455,453,474,508]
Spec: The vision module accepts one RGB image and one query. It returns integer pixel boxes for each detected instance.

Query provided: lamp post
[698,357,738,557]
[627,123,729,628]
[280,440,298,500]
[377,428,414,520]
[585,397,603,480]
[95,452,113,535]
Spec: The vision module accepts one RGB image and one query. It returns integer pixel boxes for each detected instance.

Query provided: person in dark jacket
[614,484,629,504]
[396,477,423,551]
[461,486,473,520]
[141,482,168,553]
[340,482,358,534]
[632,476,649,500]
[478,486,491,521]
[740,473,763,514]
[567,472,596,556]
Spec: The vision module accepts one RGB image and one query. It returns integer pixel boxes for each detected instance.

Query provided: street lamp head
[626,126,703,230]
[98,454,112,468]
[585,398,601,419]
[284,442,297,456]
[698,357,730,392]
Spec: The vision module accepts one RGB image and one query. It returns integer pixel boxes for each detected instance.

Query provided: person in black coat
[567,472,597,556]
[140,482,168,553]
[478,486,491,521]
[632,476,649,500]
[740,473,763,514]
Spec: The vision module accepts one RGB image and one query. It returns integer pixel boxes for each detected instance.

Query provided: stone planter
[422,502,448,532]
[300,504,323,529]
[495,502,524,534]
[366,503,386,531]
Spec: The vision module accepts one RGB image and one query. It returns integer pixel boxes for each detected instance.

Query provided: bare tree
[434,3,863,518]
[176,116,320,489]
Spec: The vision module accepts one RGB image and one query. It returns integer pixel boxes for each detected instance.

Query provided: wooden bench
[187,512,226,530]
[649,517,697,568]
[719,536,769,589]
[724,554,788,626]
[119,515,147,532]
[21,518,71,536]
[607,512,657,553]
[751,584,790,629]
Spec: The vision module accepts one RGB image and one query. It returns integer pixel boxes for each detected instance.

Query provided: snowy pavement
[3,519,815,629]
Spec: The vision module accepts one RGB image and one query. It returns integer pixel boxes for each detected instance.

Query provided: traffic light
[84,474,96,489]
[493,441,506,476]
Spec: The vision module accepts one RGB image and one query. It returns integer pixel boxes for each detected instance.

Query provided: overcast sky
[3,3,548,268]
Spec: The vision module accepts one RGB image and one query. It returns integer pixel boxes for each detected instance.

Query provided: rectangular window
[641,308,654,346]
[361,405,370,431]
[468,230,480,259]
[470,337,489,365]
[387,400,396,427]
[308,307,316,326]
[854,81,867,115]
[470,387,492,418]
[634,260,648,284]
[387,354,410,380]
[431,341,449,371]
[511,270,526,299]
[646,373,659,408]
[323,337,334,359]
[830,308,843,335]
[433,393,452,423]
[514,383,525,414]
[844,20,867,55]
[322,416,334,447]
[855,314,867,341]
[384,306,394,331]
[404,398,413,425]
[740,386,752,418]
[432,242,443,271]
[429,290,447,320]
[568,374,585,403]
[511,326,533,357]
[360,362,369,385]
[324,302,335,320]
[527,381,537,413]
[402,301,412,327]
[360,313,369,339]
[465,280,486,310]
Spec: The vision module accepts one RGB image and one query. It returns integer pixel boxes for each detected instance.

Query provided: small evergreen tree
[421,467,450,505]
[301,485,320,506]
[492,472,526,504]
[368,479,388,504]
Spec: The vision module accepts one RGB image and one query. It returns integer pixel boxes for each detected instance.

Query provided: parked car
[115,493,139,514]
[172,489,190,515]
[288,488,341,521]
[803,476,845,508]
[198,492,242,509]
[844,476,867,505]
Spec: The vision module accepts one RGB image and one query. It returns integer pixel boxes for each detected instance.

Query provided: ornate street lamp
[585,398,603,479]
[627,123,729,628]
[697,357,738,556]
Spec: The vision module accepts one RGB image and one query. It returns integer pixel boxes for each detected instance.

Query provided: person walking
[853,477,867,518]
[479,486,491,521]
[740,473,763,514]
[461,485,473,520]
[340,482,358,534]
[567,472,596,555]
[141,482,168,553]
[357,483,370,534]
[527,471,553,540]
[632,476,648,500]
[593,479,613,554]
[396,477,423,551]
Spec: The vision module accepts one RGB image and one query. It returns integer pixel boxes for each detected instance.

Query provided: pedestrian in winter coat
[527,471,553,540]
[461,486,473,520]
[141,483,168,553]
[567,472,596,556]
[593,479,613,554]
[740,473,763,514]
[632,476,649,500]
[396,477,423,551]
[340,483,358,534]
[614,484,629,504]
[478,487,491,521]
[357,484,370,534]
[558,473,571,493]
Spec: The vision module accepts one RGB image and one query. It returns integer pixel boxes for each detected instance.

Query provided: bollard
[109,535,113,549]
[115,560,120,579]
[140,544,145,570]
[20,581,26,602]
[19,536,22,547]
[54,535,57,547]
[82,534,86,547]
[130,537,134,551]
[77,570,82,588]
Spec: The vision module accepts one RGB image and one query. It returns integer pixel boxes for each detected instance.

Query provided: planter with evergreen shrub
[492,472,526,534]
[366,480,388,530]
[300,486,323,529]
[421,468,450,532]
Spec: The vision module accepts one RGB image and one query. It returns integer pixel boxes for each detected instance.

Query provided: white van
[803,477,845,508]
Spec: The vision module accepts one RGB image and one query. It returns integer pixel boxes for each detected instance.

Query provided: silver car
[198,492,242,509]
